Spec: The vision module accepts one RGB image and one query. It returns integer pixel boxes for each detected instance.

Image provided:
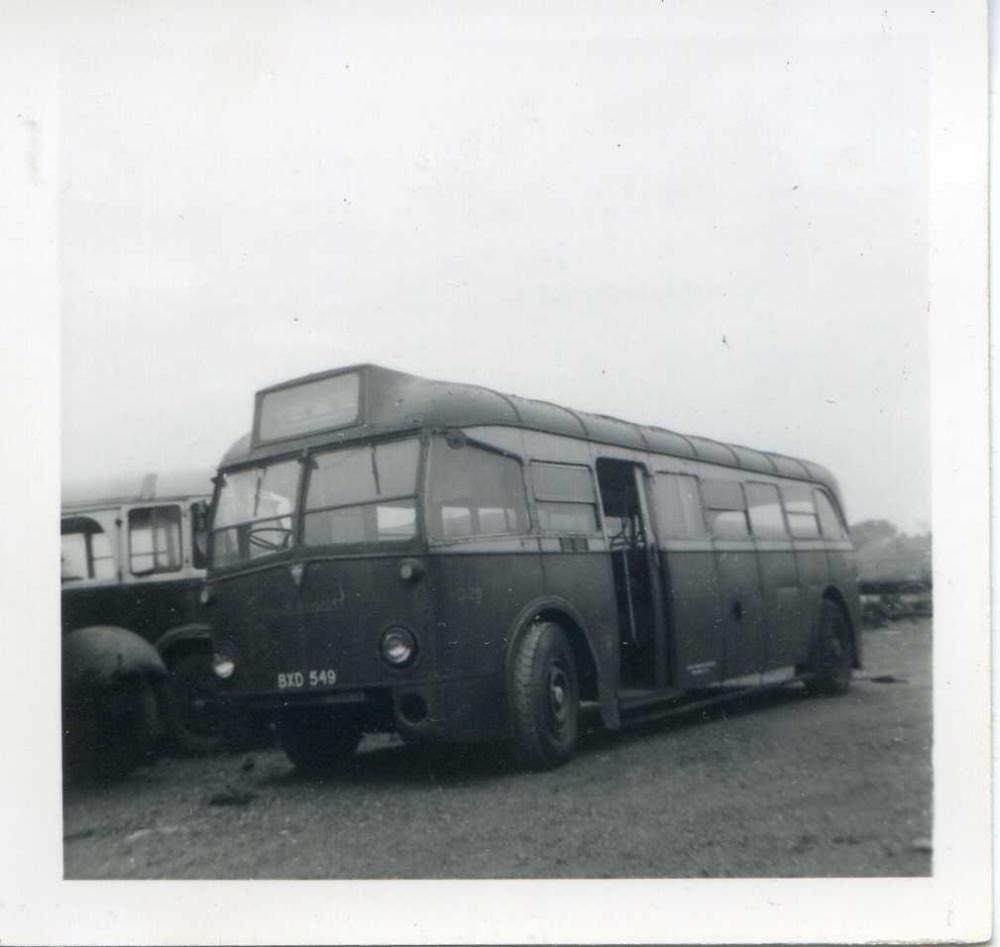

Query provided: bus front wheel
[509,622,580,770]
[164,652,227,756]
[277,708,361,775]
[805,600,853,696]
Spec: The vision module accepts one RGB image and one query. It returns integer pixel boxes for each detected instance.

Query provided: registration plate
[277,669,337,690]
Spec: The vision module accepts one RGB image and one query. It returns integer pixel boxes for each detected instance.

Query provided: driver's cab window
[61,516,115,583]
[129,505,183,575]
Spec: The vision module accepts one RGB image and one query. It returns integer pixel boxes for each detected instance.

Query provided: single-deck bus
[203,364,861,771]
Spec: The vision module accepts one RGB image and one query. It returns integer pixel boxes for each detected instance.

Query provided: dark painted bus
[203,364,861,772]
[62,471,231,776]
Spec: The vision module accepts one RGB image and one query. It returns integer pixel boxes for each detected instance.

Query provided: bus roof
[221,363,842,501]
[62,469,212,511]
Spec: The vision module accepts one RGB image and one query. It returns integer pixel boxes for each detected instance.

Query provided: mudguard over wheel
[63,675,160,781]
[509,622,580,770]
[278,708,362,775]
[805,599,854,696]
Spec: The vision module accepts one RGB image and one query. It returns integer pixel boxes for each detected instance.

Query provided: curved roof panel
[229,364,841,499]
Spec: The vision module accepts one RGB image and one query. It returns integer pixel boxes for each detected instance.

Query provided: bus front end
[203,429,517,772]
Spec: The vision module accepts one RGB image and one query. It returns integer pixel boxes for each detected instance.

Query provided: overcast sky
[60,4,929,532]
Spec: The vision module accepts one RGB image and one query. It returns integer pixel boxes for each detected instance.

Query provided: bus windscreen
[257,372,361,443]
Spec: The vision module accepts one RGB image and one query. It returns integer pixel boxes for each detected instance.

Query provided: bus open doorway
[595,458,669,694]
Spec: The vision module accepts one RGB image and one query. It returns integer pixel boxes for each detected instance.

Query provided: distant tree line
[849,519,932,586]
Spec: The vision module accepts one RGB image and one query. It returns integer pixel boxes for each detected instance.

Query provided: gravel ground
[62,619,932,879]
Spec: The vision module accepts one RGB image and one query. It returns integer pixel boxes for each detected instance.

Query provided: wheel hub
[548,666,569,725]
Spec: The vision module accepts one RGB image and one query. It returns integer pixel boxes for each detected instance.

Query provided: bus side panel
[538,549,620,674]
[793,542,830,658]
[755,547,805,669]
[661,549,724,688]
[61,579,202,643]
[429,550,545,680]
[715,547,767,678]
[826,545,862,644]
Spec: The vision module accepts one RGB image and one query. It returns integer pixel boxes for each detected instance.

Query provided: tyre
[508,622,580,770]
[164,652,227,756]
[64,675,160,781]
[278,708,362,775]
[804,599,854,696]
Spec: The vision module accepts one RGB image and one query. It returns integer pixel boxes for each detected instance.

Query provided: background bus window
[427,438,528,540]
[652,472,706,539]
[530,462,599,534]
[745,482,788,539]
[129,505,183,575]
[814,489,847,539]
[61,516,115,582]
[702,480,750,540]
[782,484,821,538]
[303,439,419,546]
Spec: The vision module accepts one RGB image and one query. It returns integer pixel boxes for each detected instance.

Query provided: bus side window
[745,482,788,538]
[427,439,529,540]
[530,462,600,534]
[814,489,847,539]
[129,505,183,576]
[61,516,115,582]
[782,484,821,538]
[702,480,750,539]
[651,472,706,539]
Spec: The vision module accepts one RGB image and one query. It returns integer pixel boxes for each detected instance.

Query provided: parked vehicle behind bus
[61,471,232,778]
[203,364,861,772]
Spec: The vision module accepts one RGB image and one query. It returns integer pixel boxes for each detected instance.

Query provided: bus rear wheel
[509,622,580,770]
[805,599,853,696]
[277,708,361,775]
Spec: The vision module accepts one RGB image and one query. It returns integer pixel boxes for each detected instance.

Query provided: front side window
[783,484,821,538]
[211,459,300,566]
[702,479,750,540]
[427,437,529,541]
[652,472,706,539]
[303,438,420,547]
[530,462,600,534]
[129,505,183,575]
[746,482,788,539]
[61,516,115,583]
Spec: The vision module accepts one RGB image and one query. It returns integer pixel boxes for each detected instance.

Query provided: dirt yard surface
[63,620,932,879]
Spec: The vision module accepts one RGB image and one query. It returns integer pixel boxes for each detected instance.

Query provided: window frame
[744,480,790,540]
[529,460,602,536]
[701,478,752,541]
[61,514,117,584]
[781,483,822,540]
[813,487,848,540]
[650,470,708,541]
[128,504,184,577]
[209,454,303,567]
[301,436,423,550]
[425,434,530,544]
